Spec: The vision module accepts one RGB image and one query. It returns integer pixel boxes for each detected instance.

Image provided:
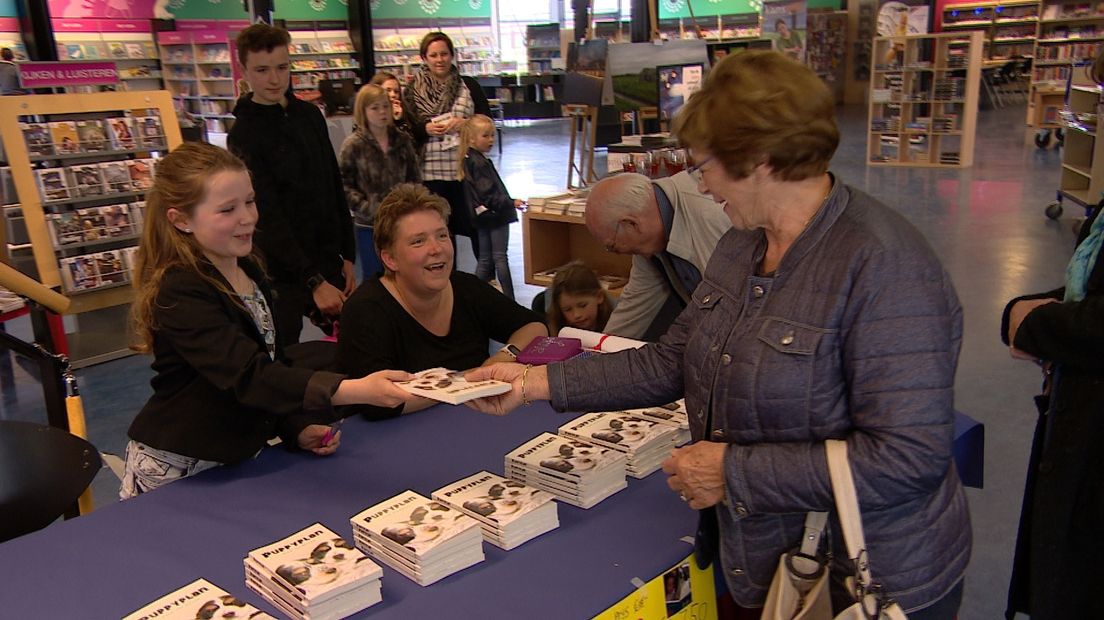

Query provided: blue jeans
[475,224,513,299]
[356,225,383,282]
[119,440,220,500]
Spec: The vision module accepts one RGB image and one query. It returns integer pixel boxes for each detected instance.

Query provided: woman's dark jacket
[1002,205,1104,619]
[463,150,518,228]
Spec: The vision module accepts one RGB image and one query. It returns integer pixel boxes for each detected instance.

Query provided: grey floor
[1,105,1074,619]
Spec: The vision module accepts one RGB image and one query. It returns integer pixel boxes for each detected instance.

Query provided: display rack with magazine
[0,91,179,321]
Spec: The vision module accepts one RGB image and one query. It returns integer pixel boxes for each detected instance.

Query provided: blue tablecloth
[0,403,698,618]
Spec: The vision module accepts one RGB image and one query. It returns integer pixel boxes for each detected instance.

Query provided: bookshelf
[53,32,162,91]
[288,30,358,102]
[1030,1,1104,93]
[157,30,239,135]
[372,27,506,79]
[1057,79,1103,206]
[521,208,631,289]
[526,23,562,74]
[867,32,983,167]
[941,0,1039,58]
[0,91,180,322]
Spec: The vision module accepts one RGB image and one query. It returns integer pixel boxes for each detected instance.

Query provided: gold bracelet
[520,364,533,406]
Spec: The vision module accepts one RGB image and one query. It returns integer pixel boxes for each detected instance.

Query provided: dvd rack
[0,91,181,315]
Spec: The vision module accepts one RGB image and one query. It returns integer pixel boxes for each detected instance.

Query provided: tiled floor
[1,106,1076,619]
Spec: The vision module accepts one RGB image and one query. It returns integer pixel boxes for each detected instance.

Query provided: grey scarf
[410,65,461,118]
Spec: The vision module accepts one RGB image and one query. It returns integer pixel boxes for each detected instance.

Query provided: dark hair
[235,24,291,66]
[419,32,455,59]
[548,261,611,334]
[0,48,12,61]
[775,18,787,28]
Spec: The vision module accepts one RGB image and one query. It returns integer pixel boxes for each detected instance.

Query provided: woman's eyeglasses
[687,156,714,183]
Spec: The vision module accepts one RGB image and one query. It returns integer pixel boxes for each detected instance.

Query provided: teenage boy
[228,24,356,346]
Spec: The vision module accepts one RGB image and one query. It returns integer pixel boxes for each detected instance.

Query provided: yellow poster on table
[592,553,717,620]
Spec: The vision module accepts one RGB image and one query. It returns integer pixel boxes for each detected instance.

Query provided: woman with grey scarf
[402,31,491,263]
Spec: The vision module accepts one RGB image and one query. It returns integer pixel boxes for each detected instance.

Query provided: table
[0,402,699,618]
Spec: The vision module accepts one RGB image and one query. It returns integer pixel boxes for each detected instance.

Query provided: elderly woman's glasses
[688,156,714,183]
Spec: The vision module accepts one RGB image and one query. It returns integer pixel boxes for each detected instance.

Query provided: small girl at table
[121,142,411,499]
[459,114,524,299]
[547,261,614,335]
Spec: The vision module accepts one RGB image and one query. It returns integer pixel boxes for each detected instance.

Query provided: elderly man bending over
[585,171,730,340]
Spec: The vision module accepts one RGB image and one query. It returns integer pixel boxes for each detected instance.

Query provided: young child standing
[459,114,523,299]
[547,261,614,334]
[122,142,411,499]
[340,84,422,281]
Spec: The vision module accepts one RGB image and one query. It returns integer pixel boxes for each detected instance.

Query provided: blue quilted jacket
[549,178,971,612]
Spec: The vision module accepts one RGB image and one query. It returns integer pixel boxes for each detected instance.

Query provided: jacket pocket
[753,318,834,432]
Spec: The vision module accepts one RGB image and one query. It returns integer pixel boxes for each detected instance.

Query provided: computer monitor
[656,63,704,122]
[318,78,356,115]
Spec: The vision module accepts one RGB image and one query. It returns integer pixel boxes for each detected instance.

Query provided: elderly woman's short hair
[674,50,838,182]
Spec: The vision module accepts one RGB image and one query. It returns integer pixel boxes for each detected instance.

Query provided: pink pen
[321,419,344,447]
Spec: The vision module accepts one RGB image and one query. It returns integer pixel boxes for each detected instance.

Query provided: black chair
[0,420,102,543]
[530,289,547,325]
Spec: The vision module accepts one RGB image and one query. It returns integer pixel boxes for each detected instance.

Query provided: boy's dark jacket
[228,93,355,288]
[463,149,518,228]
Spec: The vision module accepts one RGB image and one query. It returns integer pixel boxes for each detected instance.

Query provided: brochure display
[0,91,181,318]
[158,30,239,134]
[867,31,982,167]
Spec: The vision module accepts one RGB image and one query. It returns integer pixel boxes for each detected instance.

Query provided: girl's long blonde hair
[457,114,494,180]
[130,142,259,353]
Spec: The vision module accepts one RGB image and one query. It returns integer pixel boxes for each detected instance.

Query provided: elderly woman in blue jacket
[467,51,970,619]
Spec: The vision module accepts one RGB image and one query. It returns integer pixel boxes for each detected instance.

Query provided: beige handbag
[762,440,908,620]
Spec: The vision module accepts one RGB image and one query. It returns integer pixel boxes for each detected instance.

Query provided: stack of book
[244,523,383,620]
[504,432,627,508]
[124,578,274,620]
[621,400,692,445]
[432,471,559,550]
[559,411,682,478]
[351,490,485,586]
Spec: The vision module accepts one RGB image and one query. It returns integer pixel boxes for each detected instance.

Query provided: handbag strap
[825,439,874,587]
[800,511,828,557]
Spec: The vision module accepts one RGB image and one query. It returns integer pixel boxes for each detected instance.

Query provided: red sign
[19,62,119,87]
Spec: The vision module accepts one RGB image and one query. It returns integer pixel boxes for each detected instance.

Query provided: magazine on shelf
[130,200,147,227]
[64,44,84,60]
[100,203,136,237]
[75,120,109,153]
[108,42,127,58]
[395,367,511,405]
[95,250,127,284]
[125,43,146,58]
[122,578,275,620]
[76,207,108,241]
[432,471,557,529]
[20,123,54,157]
[60,255,100,291]
[69,164,106,197]
[107,116,138,150]
[351,490,483,559]
[136,116,167,149]
[127,158,155,191]
[246,523,382,602]
[121,245,139,273]
[49,121,80,154]
[48,212,84,246]
[100,160,133,192]
[36,167,72,202]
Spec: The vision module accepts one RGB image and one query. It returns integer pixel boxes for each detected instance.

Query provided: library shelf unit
[941,0,1039,58]
[526,23,562,73]
[288,30,358,98]
[867,31,983,167]
[54,30,162,91]
[372,27,505,79]
[1027,0,1104,134]
[522,209,631,289]
[157,30,240,134]
[1056,80,1103,208]
[0,91,181,363]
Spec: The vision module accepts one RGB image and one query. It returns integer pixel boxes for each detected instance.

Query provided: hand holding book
[332,369,414,408]
[464,363,550,416]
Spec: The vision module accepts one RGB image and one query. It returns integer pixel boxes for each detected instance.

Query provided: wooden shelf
[522,208,631,289]
[867,32,982,168]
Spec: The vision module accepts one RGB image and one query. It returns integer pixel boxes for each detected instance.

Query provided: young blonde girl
[547,261,614,335]
[459,114,523,299]
[122,142,410,499]
[339,84,421,280]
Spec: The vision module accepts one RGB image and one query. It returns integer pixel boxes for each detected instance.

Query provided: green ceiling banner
[659,0,760,19]
[369,0,491,20]
[275,0,350,21]
[166,0,249,21]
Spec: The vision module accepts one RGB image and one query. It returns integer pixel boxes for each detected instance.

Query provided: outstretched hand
[464,363,529,416]
[333,370,414,408]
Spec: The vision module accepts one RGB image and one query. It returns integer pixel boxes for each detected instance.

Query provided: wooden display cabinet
[522,211,632,289]
[1057,82,1104,206]
[867,32,982,167]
